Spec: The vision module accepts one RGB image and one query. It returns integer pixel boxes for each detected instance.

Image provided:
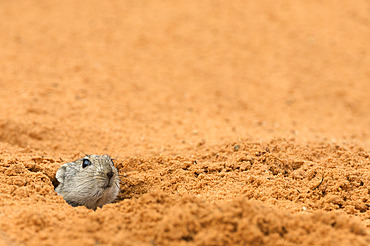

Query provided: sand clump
[0,140,370,245]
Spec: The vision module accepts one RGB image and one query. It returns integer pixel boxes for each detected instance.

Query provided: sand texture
[0,1,369,245]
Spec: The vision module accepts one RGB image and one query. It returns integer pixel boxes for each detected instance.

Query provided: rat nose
[106,171,114,179]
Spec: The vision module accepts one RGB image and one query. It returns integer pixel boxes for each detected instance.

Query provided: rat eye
[82,159,92,168]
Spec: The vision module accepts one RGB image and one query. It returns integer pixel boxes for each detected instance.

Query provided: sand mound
[0,141,369,245]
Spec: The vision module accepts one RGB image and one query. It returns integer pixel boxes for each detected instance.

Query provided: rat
[55,154,120,210]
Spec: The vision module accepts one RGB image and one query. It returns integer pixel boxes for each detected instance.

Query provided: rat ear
[56,164,68,183]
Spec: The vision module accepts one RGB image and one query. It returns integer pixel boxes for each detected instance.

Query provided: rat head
[55,154,120,210]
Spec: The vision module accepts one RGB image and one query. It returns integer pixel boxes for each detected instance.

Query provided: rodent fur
[55,154,120,210]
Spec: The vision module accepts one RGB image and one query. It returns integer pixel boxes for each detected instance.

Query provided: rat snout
[101,170,115,190]
[106,171,114,180]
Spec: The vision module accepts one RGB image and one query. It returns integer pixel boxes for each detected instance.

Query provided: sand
[0,0,369,245]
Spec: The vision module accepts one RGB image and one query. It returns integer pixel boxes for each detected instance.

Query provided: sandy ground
[0,0,370,245]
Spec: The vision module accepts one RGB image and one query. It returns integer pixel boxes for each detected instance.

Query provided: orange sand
[0,1,369,245]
